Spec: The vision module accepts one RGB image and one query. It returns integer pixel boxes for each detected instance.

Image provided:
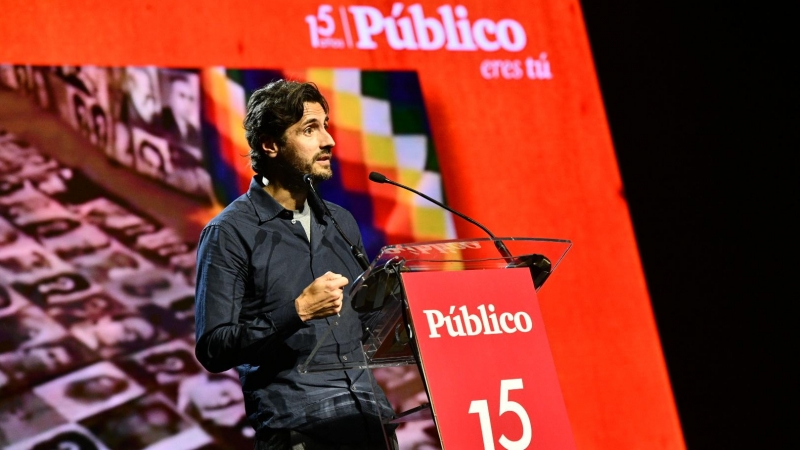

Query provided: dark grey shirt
[194,176,394,443]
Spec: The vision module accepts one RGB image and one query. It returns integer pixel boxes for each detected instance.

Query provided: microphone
[368,171,514,262]
[304,174,370,271]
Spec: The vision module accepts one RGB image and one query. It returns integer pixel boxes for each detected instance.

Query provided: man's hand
[295,272,349,321]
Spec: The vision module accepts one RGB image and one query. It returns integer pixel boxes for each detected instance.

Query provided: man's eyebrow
[300,117,318,125]
[300,116,330,126]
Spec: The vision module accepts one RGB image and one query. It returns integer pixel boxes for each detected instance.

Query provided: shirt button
[291,219,296,224]
[350,385,357,391]
[342,355,348,361]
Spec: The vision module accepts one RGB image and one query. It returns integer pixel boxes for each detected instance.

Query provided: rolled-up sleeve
[194,223,303,373]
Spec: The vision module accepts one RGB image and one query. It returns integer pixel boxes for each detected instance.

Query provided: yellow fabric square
[334,92,362,130]
[413,207,448,239]
[306,69,334,89]
[397,168,422,189]
[363,134,396,167]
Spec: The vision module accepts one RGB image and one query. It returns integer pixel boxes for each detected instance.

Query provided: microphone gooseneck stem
[369,172,514,262]
[304,175,370,271]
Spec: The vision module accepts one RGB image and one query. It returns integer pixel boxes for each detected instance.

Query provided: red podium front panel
[402,268,576,450]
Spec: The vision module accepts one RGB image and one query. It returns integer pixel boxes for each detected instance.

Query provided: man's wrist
[295,294,311,322]
[272,299,305,330]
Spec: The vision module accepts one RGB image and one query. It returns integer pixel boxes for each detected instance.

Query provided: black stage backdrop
[580,2,794,449]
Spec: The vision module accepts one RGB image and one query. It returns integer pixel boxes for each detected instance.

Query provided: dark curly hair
[243,80,329,176]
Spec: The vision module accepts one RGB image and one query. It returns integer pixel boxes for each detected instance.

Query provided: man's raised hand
[295,271,349,321]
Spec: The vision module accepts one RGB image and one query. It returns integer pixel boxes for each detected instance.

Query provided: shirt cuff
[268,299,305,334]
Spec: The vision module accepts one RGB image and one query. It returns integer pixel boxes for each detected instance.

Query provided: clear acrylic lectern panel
[364,237,572,273]
[298,237,571,374]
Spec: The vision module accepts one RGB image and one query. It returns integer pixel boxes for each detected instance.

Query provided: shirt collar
[245,175,332,223]
[246,176,284,223]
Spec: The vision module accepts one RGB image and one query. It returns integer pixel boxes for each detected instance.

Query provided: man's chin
[310,168,333,182]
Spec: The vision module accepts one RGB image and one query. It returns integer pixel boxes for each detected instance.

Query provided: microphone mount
[304,174,370,271]
[368,171,514,262]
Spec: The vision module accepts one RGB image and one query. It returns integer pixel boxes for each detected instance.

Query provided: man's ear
[261,139,278,158]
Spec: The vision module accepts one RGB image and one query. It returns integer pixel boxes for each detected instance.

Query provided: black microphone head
[368,172,388,183]
[302,174,313,185]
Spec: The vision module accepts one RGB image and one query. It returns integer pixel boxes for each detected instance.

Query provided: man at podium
[194,80,396,449]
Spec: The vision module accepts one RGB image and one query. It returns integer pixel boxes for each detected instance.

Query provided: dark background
[579,2,794,448]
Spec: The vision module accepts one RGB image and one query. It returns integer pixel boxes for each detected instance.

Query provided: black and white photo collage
[0,64,213,202]
[0,126,249,446]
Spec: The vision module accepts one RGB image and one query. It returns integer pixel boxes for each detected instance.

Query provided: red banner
[403,268,575,449]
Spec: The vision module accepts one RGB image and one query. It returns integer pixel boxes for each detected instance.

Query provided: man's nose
[322,128,335,149]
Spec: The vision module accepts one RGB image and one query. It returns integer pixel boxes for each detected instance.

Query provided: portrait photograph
[68,197,158,248]
[0,304,67,354]
[33,361,145,422]
[0,336,96,394]
[0,391,66,448]
[45,292,130,328]
[81,393,211,450]
[115,339,203,399]
[68,240,155,284]
[5,423,109,450]
[11,271,100,306]
[68,310,165,358]
[103,267,194,310]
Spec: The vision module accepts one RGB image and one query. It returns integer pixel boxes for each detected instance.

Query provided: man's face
[23,346,72,371]
[272,102,335,181]
[73,374,128,400]
[190,376,244,426]
[126,68,157,122]
[145,351,187,373]
[94,315,154,347]
[168,79,196,122]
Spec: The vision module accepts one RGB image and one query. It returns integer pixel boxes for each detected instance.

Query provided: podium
[299,237,576,449]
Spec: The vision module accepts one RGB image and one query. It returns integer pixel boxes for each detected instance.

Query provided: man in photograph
[194,80,396,449]
[69,311,159,357]
[33,361,145,422]
[178,372,254,448]
[0,305,67,353]
[118,340,202,394]
[0,392,66,447]
[160,73,201,148]
[0,338,95,390]
[81,394,191,449]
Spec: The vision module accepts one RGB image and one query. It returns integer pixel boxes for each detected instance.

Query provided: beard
[265,145,333,191]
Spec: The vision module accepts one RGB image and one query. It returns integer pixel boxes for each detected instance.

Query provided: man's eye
[303,127,313,135]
